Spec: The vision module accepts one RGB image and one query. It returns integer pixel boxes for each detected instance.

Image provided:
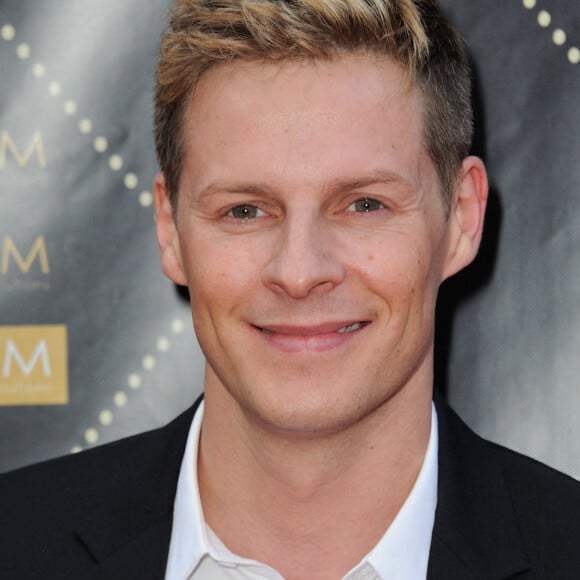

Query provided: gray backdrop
[1,0,578,479]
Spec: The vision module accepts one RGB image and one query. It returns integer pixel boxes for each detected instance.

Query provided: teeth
[259,323,365,335]
[337,322,364,333]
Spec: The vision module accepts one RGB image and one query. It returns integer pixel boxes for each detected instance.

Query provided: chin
[240,386,381,438]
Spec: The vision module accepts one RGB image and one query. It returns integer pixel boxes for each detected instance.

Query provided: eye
[347,198,384,213]
[228,205,266,219]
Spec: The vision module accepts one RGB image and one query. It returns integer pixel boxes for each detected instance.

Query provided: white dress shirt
[165,401,438,580]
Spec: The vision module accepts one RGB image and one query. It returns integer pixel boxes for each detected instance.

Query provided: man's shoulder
[485,434,580,577]
[0,402,197,578]
[490,435,580,492]
[435,397,580,576]
[490,436,580,534]
[438,395,580,501]
[462,412,580,515]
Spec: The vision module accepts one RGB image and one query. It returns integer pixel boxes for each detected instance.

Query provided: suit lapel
[426,533,482,580]
[73,398,202,578]
[92,514,174,580]
[427,394,530,579]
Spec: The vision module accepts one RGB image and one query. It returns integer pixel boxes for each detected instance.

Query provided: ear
[153,173,187,286]
[442,156,488,280]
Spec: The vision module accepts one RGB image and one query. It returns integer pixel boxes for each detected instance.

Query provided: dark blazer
[1,395,580,579]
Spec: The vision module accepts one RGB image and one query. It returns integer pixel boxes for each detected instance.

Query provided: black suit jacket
[1,395,580,579]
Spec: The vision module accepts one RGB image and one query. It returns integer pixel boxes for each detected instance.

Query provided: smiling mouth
[256,321,370,335]
[252,320,370,354]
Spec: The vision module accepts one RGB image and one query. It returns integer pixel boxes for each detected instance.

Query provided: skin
[155,54,487,578]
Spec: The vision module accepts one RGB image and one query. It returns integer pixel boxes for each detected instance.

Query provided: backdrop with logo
[1,0,578,479]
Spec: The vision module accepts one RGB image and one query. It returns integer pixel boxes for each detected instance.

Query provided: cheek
[183,238,259,306]
[358,236,439,302]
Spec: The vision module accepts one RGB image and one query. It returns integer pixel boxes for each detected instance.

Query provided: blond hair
[155,0,472,214]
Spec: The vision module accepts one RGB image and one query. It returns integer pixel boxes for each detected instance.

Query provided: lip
[251,320,370,353]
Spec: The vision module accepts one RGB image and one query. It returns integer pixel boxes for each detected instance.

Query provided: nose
[261,215,345,299]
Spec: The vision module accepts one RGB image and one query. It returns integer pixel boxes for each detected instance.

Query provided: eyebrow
[195,169,413,200]
[328,169,412,194]
[196,182,271,200]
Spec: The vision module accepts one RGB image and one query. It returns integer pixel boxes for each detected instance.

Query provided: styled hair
[155,0,473,214]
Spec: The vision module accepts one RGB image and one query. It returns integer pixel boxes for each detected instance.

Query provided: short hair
[154,0,473,215]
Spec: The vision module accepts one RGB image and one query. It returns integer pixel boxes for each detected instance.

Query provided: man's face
[157,55,482,435]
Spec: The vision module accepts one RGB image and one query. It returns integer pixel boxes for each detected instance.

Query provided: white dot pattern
[172,319,185,334]
[142,355,156,370]
[99,409,113,426]
[552,29,567,46]
[32,62,45,77]
[128,373,142,389]
[2,21,146,211]
[521,3,577,64]
[139,191,153,207]
[114,391,128,407]
[63,100,77,115]
[79,118,93,134]
[1,24,15,40]
[84,428,99,445]
[93,136,108,153]
[124,172,138,189]
[16,43,30,59]
[157,337,170,352]
[537,10,551,28]
[48,80,61,96]
[72,319,187,449]
[109,154,123,171]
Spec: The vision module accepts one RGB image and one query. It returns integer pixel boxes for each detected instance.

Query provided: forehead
[187,54,420,130]
[180,55,432,195]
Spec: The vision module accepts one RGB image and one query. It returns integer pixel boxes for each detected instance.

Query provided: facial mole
[368,254,375,262]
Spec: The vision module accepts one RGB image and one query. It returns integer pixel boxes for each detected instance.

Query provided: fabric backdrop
[0,0,578,479]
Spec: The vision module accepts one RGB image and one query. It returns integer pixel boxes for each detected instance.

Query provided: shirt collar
[362,403,438,580]
[165,401,438,580]
[164,399,209,580]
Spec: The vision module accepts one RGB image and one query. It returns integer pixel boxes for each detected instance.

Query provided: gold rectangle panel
[0,325,68,405]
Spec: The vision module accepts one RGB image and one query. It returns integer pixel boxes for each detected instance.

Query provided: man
[1,1,579,579]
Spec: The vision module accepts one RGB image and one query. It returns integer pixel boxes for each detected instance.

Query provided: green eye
[349,198,383,212]
[229,205,263,219]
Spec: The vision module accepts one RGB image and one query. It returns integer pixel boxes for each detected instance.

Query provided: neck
[198,373,432,579]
